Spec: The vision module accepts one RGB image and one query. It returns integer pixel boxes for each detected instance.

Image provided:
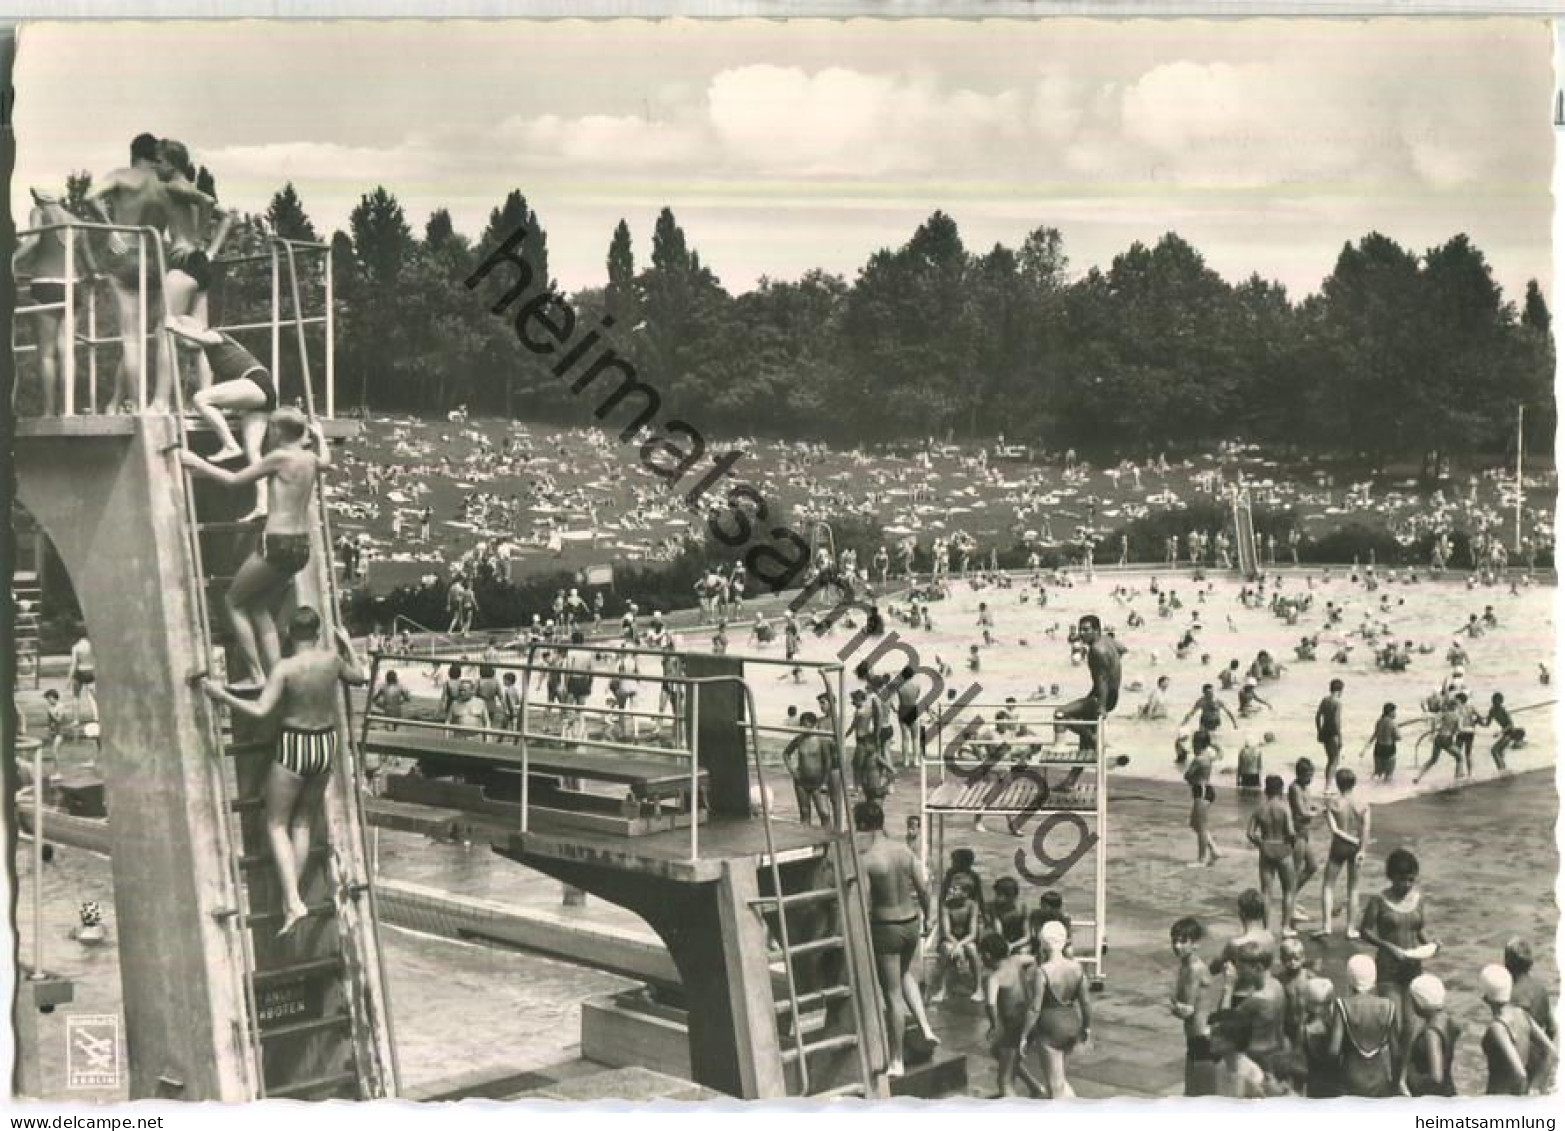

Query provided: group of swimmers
[1167,853,1554,1096]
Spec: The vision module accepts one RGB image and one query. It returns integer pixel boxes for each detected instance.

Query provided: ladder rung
[266,1070,358,1100]
[771,936,846,959]
[223,740,273,759]
[197,520,265,535]
[245,901,336,928]
[231,797,263,813]
[752,888,840,909]
[259,1013,353,1041]
[775,985,853,1013]
[251,957,343,988]
[780,1033,860,1063]
[239,844,329,870]
[812,1082,866,1099]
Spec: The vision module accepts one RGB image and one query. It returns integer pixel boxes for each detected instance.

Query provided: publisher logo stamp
[66,1014,121,1088]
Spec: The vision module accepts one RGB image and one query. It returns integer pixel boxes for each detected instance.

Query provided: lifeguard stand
[919,702,1110,988]
[11,223,394,1100]
[359,645,893,1099]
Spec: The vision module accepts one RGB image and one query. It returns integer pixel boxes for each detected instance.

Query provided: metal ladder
[736,675,881,1099]
[161,238,394,1099]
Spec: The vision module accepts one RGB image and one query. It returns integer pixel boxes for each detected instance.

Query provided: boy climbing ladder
[180,407,330,687]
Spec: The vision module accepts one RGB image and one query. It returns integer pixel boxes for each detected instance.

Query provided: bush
[1108,500,1299,564]
[1305,524,1404,567]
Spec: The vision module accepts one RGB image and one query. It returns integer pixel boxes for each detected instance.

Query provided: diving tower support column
[14,417,253,1100]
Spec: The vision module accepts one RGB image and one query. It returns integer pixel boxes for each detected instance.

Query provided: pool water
[684,569,1558,805]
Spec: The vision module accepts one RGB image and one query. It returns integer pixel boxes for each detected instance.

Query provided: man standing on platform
[83,133,214,413]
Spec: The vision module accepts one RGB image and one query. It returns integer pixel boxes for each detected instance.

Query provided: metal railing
[13,222,154,414]
[12,224,335,420]
[357,645,864,864]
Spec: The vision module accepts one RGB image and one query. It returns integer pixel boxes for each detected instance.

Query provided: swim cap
[1480,964,1513,1004]
[1347,954,1378,992]
[1304,977,1335,1008]
[1039,920,1070,953]
[1409,975,1446,1012]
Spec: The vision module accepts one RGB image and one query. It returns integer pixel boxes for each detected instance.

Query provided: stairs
[742,674,882,1099]
[750,850,875,1099]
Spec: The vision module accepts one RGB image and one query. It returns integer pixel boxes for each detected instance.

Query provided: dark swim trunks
[29,281,65,306]
[205,333,278,410]
[167,245,213,290]
[262,533,311,577]
[870,916,921,961]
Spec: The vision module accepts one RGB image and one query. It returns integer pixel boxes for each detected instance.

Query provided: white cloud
[12,20,1550,299]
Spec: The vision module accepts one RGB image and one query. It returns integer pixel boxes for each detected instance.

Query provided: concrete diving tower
[362,650,893,1099]
[14,413,393,1100]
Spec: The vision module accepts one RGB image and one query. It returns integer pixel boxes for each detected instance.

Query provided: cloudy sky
[12,19,1555,300]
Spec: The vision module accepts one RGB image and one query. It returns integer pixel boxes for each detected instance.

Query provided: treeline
[55,174,1557,465]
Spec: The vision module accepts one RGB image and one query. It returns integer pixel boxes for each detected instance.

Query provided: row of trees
[59,173,1557,466]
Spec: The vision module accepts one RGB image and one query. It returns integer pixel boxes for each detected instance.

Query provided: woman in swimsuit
[1402,975,1458,1097]
[167,315,278,495]
[1480,965,1556,1095]
[12,188,92,416]
[1023,919,1091,1098]
[1359,848,1439,1051]
[1298,977,1343,1098]
[1334,954,1398,1097]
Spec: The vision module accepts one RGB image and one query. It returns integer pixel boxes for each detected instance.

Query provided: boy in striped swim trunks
[200,607,367,936]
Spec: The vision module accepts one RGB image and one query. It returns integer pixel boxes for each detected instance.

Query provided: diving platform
[12,229,394,1101]
[360,647,895,1100]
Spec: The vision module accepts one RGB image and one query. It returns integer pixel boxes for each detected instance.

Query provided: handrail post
[520,642,533,835]
[86,280,97,415]
[325,244,335,419]
[31,739,45,978]
[1096,715,1107,980]
[136,236,147,410]
[62,228,76,416]
[270,246,280,398]
[688,678,700,863]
